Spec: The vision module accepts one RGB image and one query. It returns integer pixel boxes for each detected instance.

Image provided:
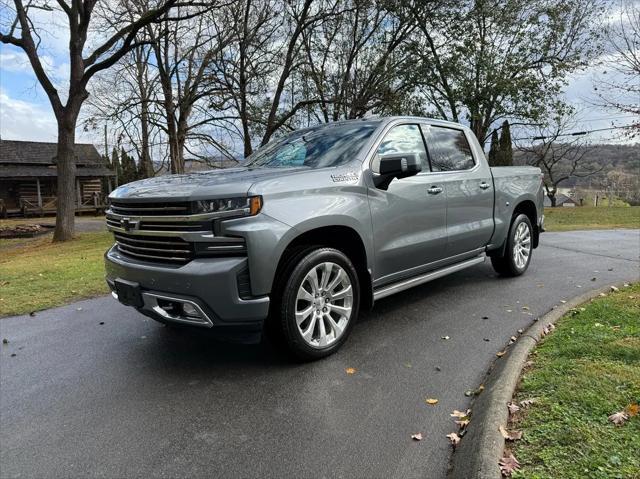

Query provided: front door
[368,123,448,286]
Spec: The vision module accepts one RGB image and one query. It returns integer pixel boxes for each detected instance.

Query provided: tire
[272,247,360,361]
[491,214,534,277]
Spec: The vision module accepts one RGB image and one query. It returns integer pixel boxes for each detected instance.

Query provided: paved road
[1,230,638,479]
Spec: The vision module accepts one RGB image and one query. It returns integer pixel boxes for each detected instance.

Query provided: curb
[448,282,630,479]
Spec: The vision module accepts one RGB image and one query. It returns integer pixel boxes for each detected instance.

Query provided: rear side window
[375,124,429,171]
[423,126,475,171]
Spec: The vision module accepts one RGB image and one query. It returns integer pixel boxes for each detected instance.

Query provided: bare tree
[517,111,602,207]
[213,0,346,157]
[144,5,236,173]
[0,0,206,240]
[85,43,160,179]
[408,0,605,146]
[299,0,421,123]
[593,1,640,137]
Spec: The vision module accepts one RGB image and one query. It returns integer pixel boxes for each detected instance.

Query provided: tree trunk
[549,194,557,207]
[139,98,153,178]
[53,120,77,241]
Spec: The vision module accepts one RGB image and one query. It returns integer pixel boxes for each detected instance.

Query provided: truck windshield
[243,121,380,169]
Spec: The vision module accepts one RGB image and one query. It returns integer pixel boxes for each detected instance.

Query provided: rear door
[368,123,448,284]
[421,125,494,257]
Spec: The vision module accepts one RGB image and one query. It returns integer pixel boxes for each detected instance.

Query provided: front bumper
[105,245,269,333]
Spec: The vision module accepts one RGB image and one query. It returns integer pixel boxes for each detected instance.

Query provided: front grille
[109,201,191,216]
[106,216,208,233]
[107,200,247,265]
[114,232,194,264]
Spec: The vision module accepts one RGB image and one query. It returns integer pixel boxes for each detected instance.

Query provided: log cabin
[0,139,115,217]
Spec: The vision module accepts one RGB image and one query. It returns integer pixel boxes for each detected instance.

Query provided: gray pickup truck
[105,117,544,359]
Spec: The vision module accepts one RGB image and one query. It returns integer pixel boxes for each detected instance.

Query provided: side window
[424,126,475,172]
[374,124,429,172]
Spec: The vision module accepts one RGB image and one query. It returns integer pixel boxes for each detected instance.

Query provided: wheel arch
[488,199,540,258]
[512,200,539,248]
[272,225,373,311]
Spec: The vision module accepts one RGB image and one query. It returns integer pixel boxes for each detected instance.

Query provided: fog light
[182,302,202,318]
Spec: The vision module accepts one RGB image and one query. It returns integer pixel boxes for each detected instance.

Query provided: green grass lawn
[544,206,640,232]
[509,284,640,479]
[0,231,114,317]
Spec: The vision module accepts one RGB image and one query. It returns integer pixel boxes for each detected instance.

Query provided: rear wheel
[273,248,360,360]
[491,214,533,277]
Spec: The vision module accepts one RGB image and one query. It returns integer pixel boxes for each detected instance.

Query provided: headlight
[192,196,262,217]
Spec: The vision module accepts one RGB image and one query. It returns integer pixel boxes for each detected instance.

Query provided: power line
[514,123,638,141]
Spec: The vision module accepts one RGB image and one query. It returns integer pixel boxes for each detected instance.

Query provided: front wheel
[491,214,533,277]
[274,248,360,360]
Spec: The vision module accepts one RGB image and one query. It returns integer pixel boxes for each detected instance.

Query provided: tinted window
[375,124,429,172]
[424,126,475,171]
[243,122,379,169]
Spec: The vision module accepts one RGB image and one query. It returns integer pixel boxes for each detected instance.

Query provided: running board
[373,255,486,301]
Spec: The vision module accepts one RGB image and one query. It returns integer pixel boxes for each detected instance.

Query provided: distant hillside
[514,143,639,189]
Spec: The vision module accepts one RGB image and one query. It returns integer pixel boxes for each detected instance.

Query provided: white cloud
[0,89,96,143]
[0,89,58,141]
[0,50,33,73]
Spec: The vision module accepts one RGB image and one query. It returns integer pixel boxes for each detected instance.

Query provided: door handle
[479,182,491,190]
[427,186,443,195]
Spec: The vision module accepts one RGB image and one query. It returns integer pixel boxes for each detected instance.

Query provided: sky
[0,5,637,150]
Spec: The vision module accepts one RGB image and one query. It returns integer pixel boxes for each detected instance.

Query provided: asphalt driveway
[1,229,638,479]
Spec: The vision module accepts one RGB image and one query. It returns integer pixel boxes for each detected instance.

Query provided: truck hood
[109,166,309,201]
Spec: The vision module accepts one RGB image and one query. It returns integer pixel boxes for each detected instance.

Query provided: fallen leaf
[465,385,484,397]
[608,411,629,426]
[10,353,16,357]
[610,286,619,292]
[455,419,470,428]
[483,338,490,342]
[496,350,506,357]
[441,335,450,340]
[506,309,513,313]
[560,300,567,304]
[2,338,8,344]
[76,307,83,311]
[507,403,520,414]
[450,409,471,418]
[411,433,423,441]
[345,367,356,375]
[519,398,537,408]
[599,293,607,297]
[499,425,523,441]
[434,366,442,372]
[542,324,556,336]
[426,398,439,405]
[29,311,36,317]
[499,453,520,476]
[522,306,529,311]
[446,432,460,446]
[591,277,597,281]
[626,404,639,417]
[99,321,105,325]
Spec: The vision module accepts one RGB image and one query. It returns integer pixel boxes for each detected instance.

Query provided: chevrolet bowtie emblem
[120,218,140,232]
